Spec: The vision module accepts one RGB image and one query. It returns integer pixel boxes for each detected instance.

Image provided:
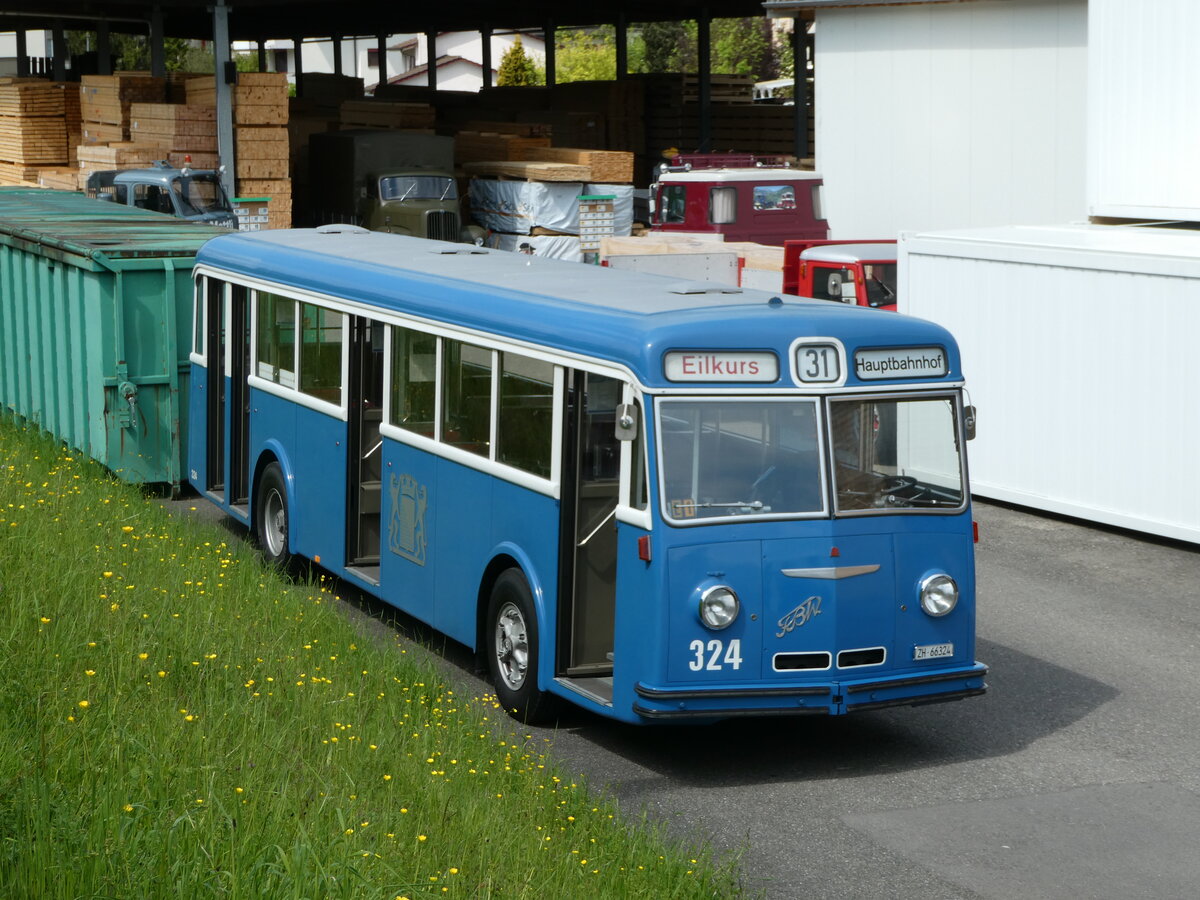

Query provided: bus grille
[425,210,460,242]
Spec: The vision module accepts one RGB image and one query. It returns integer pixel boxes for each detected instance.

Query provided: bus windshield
[831,395,964,512]
[659,398,824,521]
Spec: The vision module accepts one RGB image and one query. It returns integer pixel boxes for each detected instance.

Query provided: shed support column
[258,40,267,73]
[377,34,387,89]
[52,21,67,82]
[697,11,712,153]
[425,30,437,89]
[792,18,808,161]
[15,30,27,77]
[544,21,555,87]
[333,35,343,76]
[150,6,165,78]
[96,21,112,76]
[615,14,628,80]
[480,27,492,89]
[213,0,237,199]
[293,36,304,97]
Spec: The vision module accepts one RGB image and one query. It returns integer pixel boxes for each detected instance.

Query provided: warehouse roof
[2,1,785,42]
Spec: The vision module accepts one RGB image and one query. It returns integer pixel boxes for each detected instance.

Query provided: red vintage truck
[648,153,829,245]
[783,239,898,311]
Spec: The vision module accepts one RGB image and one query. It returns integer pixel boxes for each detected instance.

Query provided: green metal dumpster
[0,188,227,492]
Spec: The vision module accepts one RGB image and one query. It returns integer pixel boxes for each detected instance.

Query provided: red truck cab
[783,239,898,310]
[649,153,828,245]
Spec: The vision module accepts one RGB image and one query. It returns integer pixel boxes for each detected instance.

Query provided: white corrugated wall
[901,225,1200,543]
[814,0,1088,238]
[1087,0,1200,219]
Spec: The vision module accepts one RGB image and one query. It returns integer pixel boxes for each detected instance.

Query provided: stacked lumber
[234,74,291,229]
[0,80,68,170]
[463,160,588,182]
[459,121,552,138]
[517,146,633,183]
[35,167,81,191]
[681,73,756,104]
[455,131,551,167]
[61,82,81,162]
[129,102,217,155]
[339,100,434,131]
[79,73,165,142]
[0,162,41,186]
[76,141,169,186]
[236,73,290,125]
[167,71,205,103]
[185,76,216,106]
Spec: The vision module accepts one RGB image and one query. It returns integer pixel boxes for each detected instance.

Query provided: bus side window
[497,352,554,478]
[298,302,344,403]
[442,339,492,456]
[256,291,297,387]
[630,397,648,510]
[390,325,436,437]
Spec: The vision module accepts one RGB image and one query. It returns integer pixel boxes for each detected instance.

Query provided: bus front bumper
[632,662,988,721]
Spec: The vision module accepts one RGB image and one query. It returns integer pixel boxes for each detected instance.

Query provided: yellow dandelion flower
[40,617,50,624]
[121,526,133,533]
[417,834,427,842]
[138,652,148,660]
[383,774,392,781]
[78,700,89,709]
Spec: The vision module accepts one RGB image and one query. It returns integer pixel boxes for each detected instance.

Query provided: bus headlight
[919,574,958,617]
[698,585,740,630]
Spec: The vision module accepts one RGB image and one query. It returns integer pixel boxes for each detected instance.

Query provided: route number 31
[688,638,743,671]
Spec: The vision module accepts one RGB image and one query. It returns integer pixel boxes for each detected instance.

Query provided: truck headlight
[698,585,740,630]
[919,574,958,617]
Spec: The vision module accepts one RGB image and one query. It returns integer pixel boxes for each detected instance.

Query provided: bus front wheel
[256,462,292,568]
[487,569,557,724]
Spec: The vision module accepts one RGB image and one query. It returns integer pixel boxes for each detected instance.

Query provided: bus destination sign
[664,350,779,383]
[854,347,947,380]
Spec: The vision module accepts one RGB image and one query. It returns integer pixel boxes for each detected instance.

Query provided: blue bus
[188,226,987,724]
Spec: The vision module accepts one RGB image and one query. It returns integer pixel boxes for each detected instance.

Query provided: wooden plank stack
[234,73,291,229]
[79,73,166,142]
[0,79,68,182]
[339,100,435,131]
[76,141,169,186]
[517,146,633,184]
[129,103,217,158]
[463,160,590,182]
[455,131,551,167]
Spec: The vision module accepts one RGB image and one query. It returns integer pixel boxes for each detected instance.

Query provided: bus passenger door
[346,317,385,578]
[559,371,620,682]
[204,282,250,509]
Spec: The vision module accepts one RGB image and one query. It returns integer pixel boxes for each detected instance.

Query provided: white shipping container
[900,223,1200,543]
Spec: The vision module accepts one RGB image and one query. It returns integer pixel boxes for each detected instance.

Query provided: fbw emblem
[388,473,427,566]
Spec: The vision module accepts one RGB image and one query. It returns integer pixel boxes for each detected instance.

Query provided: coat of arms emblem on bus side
[389,473,428,566]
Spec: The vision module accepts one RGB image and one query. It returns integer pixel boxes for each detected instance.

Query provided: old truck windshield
[379,175,457,202]
[831,395,964,513]
[659,399,824,521]
[174,176,228,216]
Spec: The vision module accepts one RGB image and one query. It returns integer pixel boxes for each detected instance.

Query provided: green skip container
[0,188,227,492]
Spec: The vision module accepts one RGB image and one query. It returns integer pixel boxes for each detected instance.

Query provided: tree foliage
[496,35,544,86]
[556,27,616,83]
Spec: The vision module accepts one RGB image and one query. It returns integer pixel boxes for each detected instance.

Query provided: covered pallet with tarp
[0,188,225,491]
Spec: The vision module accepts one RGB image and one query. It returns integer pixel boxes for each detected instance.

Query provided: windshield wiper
[693,500,764,510]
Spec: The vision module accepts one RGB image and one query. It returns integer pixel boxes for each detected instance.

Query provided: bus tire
[256,462,292,568]
[487,569,557,725]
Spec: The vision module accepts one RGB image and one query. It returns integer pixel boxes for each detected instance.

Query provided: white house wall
[1088,0,1200,220]
[815,0,1087,238]
[900,224,1200,543]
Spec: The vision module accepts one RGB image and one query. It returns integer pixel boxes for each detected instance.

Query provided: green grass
[0,420,746,899]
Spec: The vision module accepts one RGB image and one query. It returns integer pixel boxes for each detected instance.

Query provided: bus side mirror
[615,403,638,441]
[964,405,977,441]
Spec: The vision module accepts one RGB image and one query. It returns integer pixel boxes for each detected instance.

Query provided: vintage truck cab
[86,161,238,228]
[649,153,829,245]
[783,239,898,311]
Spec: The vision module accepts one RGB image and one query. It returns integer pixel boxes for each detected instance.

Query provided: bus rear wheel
[256,462,292,568]
[487,569,557,724]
